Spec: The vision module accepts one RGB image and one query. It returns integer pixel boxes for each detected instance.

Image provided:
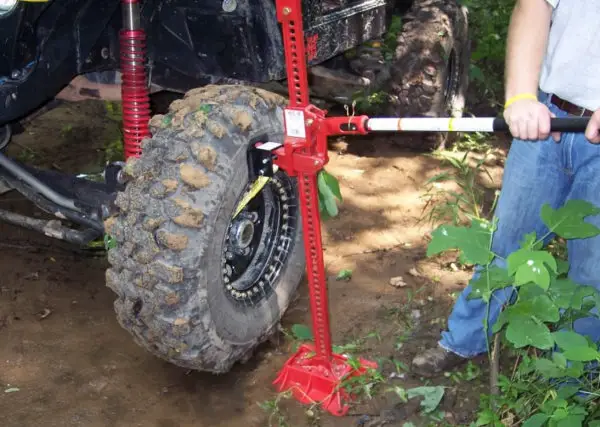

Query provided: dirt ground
[0,100,508,427]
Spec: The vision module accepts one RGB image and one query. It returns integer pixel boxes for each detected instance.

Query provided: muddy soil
[0,100,508,427]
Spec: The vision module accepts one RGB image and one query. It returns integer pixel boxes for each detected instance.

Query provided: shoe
[411,345,468,377]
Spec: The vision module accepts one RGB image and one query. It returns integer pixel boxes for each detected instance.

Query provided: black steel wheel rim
[443,48,460,106]
[222,171,298,306]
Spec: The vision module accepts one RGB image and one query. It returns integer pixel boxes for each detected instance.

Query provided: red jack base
[273,343,378,416]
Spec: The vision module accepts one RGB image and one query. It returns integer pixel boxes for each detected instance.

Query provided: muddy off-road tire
[388,0,470,149]
[104,85,305,373]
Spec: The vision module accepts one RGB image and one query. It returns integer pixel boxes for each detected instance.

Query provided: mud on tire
[388,0,470,149]
[104,85,305,373]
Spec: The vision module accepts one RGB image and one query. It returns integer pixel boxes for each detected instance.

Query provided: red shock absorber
[119,0,151,159]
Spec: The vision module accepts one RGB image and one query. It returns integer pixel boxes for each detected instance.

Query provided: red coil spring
[119,29,151,159]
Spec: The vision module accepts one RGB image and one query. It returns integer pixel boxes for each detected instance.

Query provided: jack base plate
[273,343,378,416]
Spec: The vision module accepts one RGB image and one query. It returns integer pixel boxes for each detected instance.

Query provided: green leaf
[336,269,352,281]
[588,421,600,427]
[469,64,485,83]
[562,346,600,362]
[507,249,557,290]
[549,279,579,308]
[324,194,338,217]
[468,266,512,303]
[103,233,116,250]
[492,310,510,334]
[552,352,568,369]
[319,169,343,201]
[565,361,584,378]
[571,285,598,310]
[545,398,568,409]
[499,296,560,333]
[519,282,547,300]
[475,409,499,426]
[541,200,600,240]
[534,358,564,378]
[317,172,340,217]
[425,171,451,184]
[317,187,332,220]
[520,231,543,250]
[556,414,585,427]
[556,259,570,275]
[515,264,549,289]
[426,219,494,265]
[529,295,561,322]
[505,317,554,350]
[553,331,589,350]
[197,104,213,114]
[291,324,313,341]
[507,249,558,276]
[522,413,550,427]
[406,386,445,414]
[557,385,580,400]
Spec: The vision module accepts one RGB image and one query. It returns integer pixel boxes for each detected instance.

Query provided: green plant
[388,385,446,419]
[421,150,496,226]
[102,101,125,163]
[258,391,293,427]
[453,130,494,154]
[382,14,403,61]
[461,0,516,106]
[288,323,381,356]
[341,356,386,401]
[427,199,600,426]
[352,90,390,114]
[16,146,37,163]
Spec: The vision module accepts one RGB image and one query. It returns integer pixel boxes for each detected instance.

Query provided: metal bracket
[246,141,282,181]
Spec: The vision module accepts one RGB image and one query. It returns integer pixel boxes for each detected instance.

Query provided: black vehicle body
[0,0,407,126]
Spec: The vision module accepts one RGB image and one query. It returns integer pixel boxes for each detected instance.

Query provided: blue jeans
[439,93,600,358]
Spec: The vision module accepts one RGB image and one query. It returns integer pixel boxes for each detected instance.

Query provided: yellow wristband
[504,93,538,109]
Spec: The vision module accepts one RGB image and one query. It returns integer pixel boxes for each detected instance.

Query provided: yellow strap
[232,176,271,219]
[504,93,538,109]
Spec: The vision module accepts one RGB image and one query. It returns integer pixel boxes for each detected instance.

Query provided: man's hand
[503,98,560,141]
[585,109,600,144]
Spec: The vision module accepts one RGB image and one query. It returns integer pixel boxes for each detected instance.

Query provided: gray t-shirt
[539,0,600,110]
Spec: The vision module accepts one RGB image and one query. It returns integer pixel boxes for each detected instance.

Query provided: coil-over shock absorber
[119,0,150,159]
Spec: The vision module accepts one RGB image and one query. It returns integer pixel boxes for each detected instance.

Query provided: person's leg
[412,103,573,376]
[563,131,600,343]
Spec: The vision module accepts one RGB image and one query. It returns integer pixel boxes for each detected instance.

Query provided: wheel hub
[229,217,255,253]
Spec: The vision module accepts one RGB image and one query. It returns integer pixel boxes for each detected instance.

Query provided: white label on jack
[256,142,282,151]
[285,109,306,138]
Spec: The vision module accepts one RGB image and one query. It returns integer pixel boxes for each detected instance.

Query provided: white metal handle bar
[365,117,590,133]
